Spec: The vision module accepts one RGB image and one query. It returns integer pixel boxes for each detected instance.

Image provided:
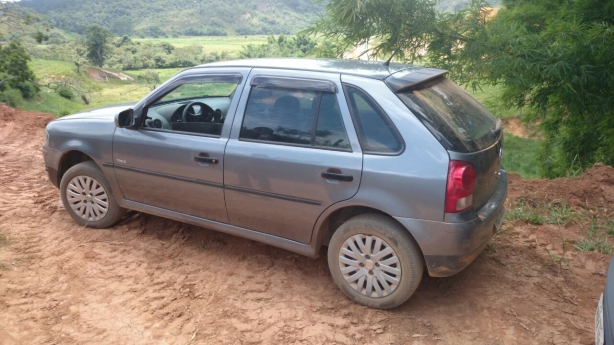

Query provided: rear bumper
[42,144,61,188]
[395,169,508,277]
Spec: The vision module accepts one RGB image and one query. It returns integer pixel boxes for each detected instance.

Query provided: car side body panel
[45,114,124,200]
[340,75,450,222]
[224,69,364,244]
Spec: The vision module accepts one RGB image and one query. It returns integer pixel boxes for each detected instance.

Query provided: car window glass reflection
[240,86,351,151]
[143,80,240,137]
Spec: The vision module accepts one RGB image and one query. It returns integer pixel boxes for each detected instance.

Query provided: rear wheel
[60,161,126,228]
[328,213,424,309]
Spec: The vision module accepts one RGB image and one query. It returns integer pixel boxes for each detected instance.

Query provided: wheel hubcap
[338,234,402,298]
[66,176,109,222]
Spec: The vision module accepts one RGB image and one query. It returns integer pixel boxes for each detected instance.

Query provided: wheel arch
[312,202,425,260]
[57,150,95,186]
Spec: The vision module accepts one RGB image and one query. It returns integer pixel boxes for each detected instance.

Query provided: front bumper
[42,144,62,188]
[395,169,508,277]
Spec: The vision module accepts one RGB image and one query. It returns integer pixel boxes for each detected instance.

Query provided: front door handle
[321,168,353,182]
[194,153,219,165]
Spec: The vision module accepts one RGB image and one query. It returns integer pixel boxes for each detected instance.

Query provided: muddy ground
[1,103,613,344]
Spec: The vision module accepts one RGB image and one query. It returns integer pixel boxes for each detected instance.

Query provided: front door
[224,69,363,243]
[113,69,250,223]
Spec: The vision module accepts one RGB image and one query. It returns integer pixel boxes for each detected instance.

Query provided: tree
[85,25,114,67]
[306,0,438,61]
[0,41,36,87]
[72,46,87,74]
[1,2,50,44]
[308,0,614,177]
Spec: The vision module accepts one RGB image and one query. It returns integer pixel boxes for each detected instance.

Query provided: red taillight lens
[445,160,477,213]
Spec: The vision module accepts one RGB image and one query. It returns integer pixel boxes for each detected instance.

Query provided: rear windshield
[397,78,498,153]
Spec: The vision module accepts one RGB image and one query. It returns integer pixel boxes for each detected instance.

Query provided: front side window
[143,75,241,137]
[240,86,350,150]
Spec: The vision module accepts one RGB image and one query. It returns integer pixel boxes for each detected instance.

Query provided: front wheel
[328,213,424,309]
[60,161,126,228]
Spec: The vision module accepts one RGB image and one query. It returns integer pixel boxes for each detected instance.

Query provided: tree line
[307,0,614,177]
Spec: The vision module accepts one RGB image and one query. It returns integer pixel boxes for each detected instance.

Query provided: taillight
[445,160,476,213]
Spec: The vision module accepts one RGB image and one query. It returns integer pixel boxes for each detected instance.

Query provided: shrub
[56,87,75,100]
[0,89,24,107]
[14,81,40,99]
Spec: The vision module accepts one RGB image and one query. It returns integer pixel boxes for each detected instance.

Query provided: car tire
[60,161,126,228]
[328,213,424,309]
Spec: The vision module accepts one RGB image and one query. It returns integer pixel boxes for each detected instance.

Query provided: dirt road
[0,103,612,344]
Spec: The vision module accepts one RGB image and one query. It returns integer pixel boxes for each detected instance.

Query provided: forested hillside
[18,0,498,38]
[19,0,322,37]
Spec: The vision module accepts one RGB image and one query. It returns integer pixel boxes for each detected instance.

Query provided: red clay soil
[0,103,611,344]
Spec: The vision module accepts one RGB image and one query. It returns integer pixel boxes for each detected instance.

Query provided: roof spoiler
[385,68,448,93]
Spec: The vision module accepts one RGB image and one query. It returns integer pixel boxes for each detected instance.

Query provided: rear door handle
[321,168,353,182]
[194,153,219,165]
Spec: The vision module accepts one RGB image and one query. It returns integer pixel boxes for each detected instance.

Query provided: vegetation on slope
[19,0,322,37]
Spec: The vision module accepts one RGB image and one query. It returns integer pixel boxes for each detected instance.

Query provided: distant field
[132,35,271,52]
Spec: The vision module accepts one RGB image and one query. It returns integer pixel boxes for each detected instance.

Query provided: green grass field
[502,132,541,179]
[24,59,187,115]
[132,35,270,52]
[468,84,523,119]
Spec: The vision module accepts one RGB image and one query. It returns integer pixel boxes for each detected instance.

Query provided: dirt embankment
[0,103,612,344]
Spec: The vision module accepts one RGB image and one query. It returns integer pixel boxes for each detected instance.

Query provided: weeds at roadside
[546,202,581,227]
[505,201,544,225]
[545,234,572,271]
[545,249,572,269]
[573,216,613,254]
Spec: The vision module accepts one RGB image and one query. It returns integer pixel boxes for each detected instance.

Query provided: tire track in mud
[0,104,607,344]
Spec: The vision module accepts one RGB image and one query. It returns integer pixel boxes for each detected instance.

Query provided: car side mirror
[115,109,136,128]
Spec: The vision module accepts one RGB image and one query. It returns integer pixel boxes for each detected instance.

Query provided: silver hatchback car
[42,58,507,309]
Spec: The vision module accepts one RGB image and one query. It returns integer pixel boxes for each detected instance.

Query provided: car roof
[194,58,424,80]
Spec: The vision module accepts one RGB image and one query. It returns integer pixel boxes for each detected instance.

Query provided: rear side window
[240,87,350,151]
[396,78,498,153]
[344,85,403,154]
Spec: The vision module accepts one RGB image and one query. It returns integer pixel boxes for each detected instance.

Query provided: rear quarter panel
[340,75,449,222]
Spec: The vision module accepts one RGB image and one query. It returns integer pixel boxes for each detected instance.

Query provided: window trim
[238,85,352,152]
[251,75,337,93]
[342,83,405,156]
[139,73,243,138]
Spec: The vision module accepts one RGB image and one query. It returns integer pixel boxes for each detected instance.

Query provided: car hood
[54,102,137,122]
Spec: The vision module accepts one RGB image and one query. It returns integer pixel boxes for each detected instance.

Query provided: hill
[18,0,323,37]
[18,0,501,38]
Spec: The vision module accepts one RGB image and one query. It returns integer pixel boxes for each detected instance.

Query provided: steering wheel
[182,102,217,123]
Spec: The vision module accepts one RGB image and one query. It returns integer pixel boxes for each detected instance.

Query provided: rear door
[224,69,363,244]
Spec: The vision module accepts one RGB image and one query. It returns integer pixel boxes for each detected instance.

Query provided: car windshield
[397,78,498,152]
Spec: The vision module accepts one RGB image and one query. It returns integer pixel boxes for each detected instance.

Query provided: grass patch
[502,132,541,179]
[546,202,582,227]
[505,201,544,225]
[574,216,614,254]
[468,84,523,119]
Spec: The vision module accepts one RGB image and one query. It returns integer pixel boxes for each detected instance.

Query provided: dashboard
[144,97,232,130]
